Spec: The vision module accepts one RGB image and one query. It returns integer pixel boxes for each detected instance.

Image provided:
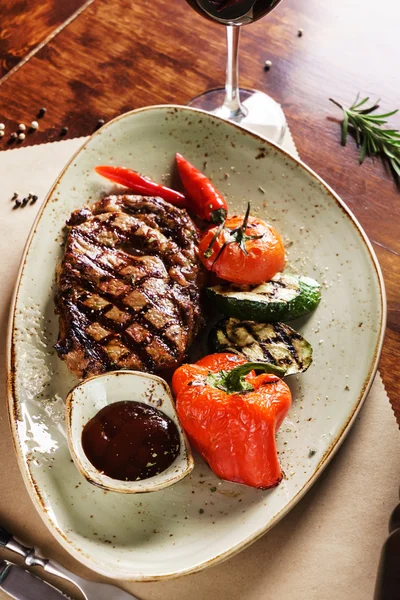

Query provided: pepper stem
[207,361,286,394]
[210,207,228,225]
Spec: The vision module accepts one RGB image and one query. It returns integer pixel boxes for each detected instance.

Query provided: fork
[0,525,140,600]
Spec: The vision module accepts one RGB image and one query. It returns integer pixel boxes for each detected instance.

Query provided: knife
[0,525,140,600]
[374,502,400,600]
[0,560,67,600]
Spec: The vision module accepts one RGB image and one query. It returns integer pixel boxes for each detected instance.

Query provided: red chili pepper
[95,166,188,207]
[176,153,228,224]
[172,353,291,489]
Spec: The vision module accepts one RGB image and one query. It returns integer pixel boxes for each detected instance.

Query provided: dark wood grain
[0,0,92,79]
[0,0,399,420]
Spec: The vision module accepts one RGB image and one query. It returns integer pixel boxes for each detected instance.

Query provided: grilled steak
[55,195,204,378]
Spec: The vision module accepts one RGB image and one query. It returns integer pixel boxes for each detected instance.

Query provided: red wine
[185,0,281,25]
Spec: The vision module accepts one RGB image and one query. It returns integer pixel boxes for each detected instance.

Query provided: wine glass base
[187,88,287,145]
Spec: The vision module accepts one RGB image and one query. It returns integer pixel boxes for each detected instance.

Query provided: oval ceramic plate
[7,106,385,581]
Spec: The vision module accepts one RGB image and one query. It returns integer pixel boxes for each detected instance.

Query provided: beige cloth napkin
[0,135,399,600]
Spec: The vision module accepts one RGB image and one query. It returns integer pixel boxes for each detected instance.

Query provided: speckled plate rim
[6,104,386,581]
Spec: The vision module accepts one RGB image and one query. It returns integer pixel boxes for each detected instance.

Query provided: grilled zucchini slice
[209,317,312,375]
[206,273,321,322]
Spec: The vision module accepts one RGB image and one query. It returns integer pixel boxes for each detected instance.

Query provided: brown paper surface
[0,138,399,600]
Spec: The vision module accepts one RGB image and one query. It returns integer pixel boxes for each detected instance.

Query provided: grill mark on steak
[72,214,197,286]
[55,195,204,378]
[73,298,158,372]
[60,262,184,363]
[55,300,115,373]
[76,286,183,360]
[92,195,195,247]
[91,196,199,278]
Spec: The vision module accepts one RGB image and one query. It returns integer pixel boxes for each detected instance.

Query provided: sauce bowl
[65,370,194,493]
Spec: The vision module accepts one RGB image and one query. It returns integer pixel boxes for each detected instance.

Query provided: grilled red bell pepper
[176,153,228,223]
[172,353,291,489]
[95,165,188,207]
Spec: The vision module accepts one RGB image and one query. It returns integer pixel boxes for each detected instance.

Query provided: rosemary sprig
[329,95,400,181]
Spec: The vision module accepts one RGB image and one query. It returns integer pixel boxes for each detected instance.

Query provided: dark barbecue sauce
[82,401,180,481]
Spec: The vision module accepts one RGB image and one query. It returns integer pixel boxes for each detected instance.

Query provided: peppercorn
[298,28,303,37]
[264,60,272,71]
[30,195,38,205]
[13,200,21,210]
[21,197,29,207]
[37,107,47,118]
[60,127,68,136]
[95,119,105,130]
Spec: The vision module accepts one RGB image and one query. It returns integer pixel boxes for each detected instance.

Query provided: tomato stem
[203,202,265,266]
[203,220,226,258]
[230,203,265,255]
[234,202,251,255]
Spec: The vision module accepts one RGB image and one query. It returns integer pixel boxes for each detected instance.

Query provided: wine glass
[185,0,286,144]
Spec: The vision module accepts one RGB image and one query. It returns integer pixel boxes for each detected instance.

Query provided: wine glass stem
[222,25,247,120]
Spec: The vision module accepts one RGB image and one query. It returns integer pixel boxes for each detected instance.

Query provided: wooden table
[2,0,399,418]
[0,1,399,597]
